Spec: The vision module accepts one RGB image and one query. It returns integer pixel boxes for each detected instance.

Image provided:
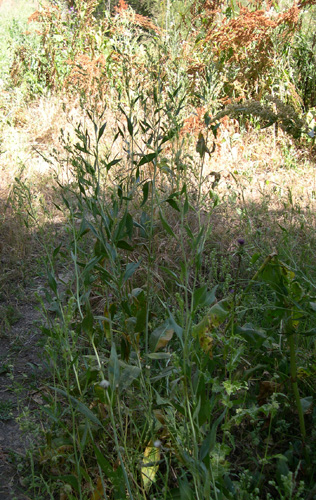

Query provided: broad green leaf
[125,213,133,239]
[235,323,267,347]
[300,396,313,413]
[127,116,133,137]
[192,299,231,338]
[117,240,134,251]
[167,311,183,341]
[122,261,141,284]
[119,364,141,390]
[183,196,189,215]
[58,475,79,492]
[82,305,94,335]
[166,198,180,211]
[179,477,194,499]
[193,285,217,311]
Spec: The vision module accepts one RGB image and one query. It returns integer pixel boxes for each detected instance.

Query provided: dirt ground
[0,288,47,499]
[0,2,45,497]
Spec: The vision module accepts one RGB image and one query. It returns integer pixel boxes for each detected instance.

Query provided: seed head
[99,379,110,390]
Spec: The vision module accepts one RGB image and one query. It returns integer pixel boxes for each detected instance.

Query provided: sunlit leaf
[141,442,160,492]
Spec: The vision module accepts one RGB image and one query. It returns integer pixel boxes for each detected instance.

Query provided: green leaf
[147,352,171,360]
[134,303,147,333]
[82,305,94,335]
[235,323,267,347]
[51,387,102,427]
[159,128,177,146]
[141,181,151,207]
[167,311,183,341]
[117,240,134,251]
[199,409,227,460]
[127,116,133,137]
[122,261,141,284]
[58,475,79,492]
[93,444,114,477]
[192,299,231,338]
[47,270,57,294]
[193,285,217,311]
[300,396,313,414]
[166,198,180,211]
[138,152,158,167]
[119,364,141,390]
[103,158,121,171]
[126,213,133,239]
[53,243,62,258]
[251,252,261,265]
[98,121,107,140]
[183,196,189,215]
[159,211,177,238]
[179,477,194,499]
[108,343,120,389]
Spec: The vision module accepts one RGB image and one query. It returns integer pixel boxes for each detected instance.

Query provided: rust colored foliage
[114,0,161,34]
[115,0,129,12]
[65,54,110,96]
[206,6,299,59]
[185,0,304,97]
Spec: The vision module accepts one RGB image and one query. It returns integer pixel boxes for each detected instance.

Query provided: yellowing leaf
[91,477,105,500]
[156,329,173,351]
[199,332,213,358]
[192,299,231,358]
[149,322,174,352]
[141,442,160,492]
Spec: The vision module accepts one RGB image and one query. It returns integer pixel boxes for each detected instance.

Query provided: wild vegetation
[1,0,316,498]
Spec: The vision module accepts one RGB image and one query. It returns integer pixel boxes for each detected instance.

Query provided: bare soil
[0,289,46,500]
